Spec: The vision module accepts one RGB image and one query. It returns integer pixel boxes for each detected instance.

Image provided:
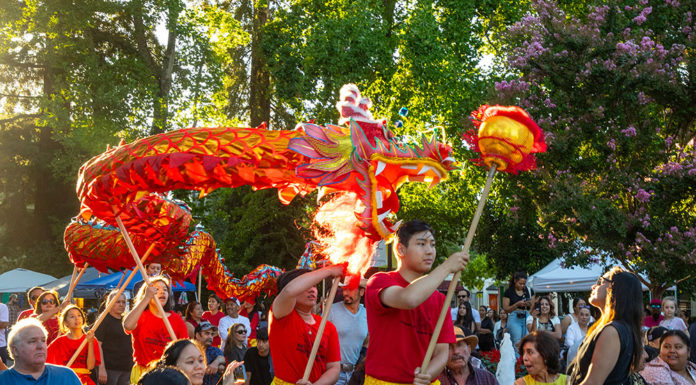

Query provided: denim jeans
[508,310,528,351]
[336,369,353,385]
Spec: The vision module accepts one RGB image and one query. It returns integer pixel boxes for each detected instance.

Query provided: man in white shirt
[218,297,250,350]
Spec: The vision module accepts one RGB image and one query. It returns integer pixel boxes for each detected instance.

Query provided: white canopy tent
[528,258,670,293]
[0,268,56,293]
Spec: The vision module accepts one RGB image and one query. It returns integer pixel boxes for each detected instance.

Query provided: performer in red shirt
[202,294,225,347]
[269,266,343,385]
[124,275,189,384]
[47,304,101,385]
[365,220,469,385]
[17,286,45,321]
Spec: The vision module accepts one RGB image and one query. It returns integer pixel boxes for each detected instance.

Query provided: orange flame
[312,192,378,276]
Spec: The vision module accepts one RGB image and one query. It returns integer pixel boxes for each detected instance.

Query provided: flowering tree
[494,0,696,297]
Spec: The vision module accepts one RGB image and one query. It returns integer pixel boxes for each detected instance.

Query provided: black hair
[207,294,221,305]
[138,366,191,385]
[159,339,204,367]
[256,326,269,341]
[589,267,644,371]
[458,288,471,297]
[572,297,587,309]
[454,301,476,333]
[520,331,561,374]
[659,329,690,350]
[395,220,434,248]
[509,271,528,287]
[276,268,310,293]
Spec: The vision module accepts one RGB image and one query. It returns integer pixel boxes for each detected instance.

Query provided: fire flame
[312,192,378,277]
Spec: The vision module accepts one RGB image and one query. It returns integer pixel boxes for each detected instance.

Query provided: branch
[0,114,41,125]
[0,93,41,99]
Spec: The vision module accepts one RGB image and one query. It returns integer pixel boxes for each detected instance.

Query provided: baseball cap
[224,297,240,306]
[453,326,478,351]
[194,321,217,335]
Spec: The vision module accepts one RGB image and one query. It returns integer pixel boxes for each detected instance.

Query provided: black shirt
[94,313,133,372]
[244,347,272,385]
[503,287,531,311]
[567,321,634,385]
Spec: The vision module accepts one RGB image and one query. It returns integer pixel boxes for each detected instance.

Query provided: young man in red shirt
[269,265,344,385]
[365,220,469,385]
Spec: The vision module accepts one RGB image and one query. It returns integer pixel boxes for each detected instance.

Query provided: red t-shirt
[47,334,102,385]
[31,315,60,345]
[18,308,34,321]
[365,271,456,383]
[269,308,340,383]
[127,309,189,366]
[202,310,226,347]
[644,314,664,328]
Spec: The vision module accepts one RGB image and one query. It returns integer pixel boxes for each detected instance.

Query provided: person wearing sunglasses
[224,323,248,371]
[644,299,664,329]
[561,298,593,336]
[32,290,64,345]
[17,286,46,322]
[567,267,643,385]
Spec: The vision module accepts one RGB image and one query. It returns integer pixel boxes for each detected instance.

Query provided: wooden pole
[301,277,340,382]
[66,243,155,367]
[420,164,497,372]
[64,266,78,302]
[64,263,89,304]
[197,268,202,302]
[115,270,127,289]
[114,214,177,340]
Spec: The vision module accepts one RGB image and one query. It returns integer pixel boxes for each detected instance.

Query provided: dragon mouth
[367,154,454,238]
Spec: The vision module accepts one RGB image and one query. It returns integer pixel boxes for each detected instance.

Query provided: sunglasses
[457,295,469,299]
[651,304,661,308]
[41,299,56,305]
[596,276,612,286]
[236,330,246,334]
[31,296,39,301]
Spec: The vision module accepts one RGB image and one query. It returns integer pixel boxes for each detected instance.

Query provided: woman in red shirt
[32,290,62,345]
[47,304,101,384]
[202,294,225,347]
[124,275,189,384]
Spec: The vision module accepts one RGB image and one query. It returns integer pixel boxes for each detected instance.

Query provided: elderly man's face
[13,326,47,367]
[447,340,471,370]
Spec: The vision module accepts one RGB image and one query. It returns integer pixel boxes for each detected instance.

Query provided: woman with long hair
[47,304,101,385]
[567,266,643,385]
[124,275,189,384]
[478,307,496,352]
[185,301,204,338]
[32,290,63,344]
[224,323,248,367]
[454,302,477,335]
[503,271,533,349]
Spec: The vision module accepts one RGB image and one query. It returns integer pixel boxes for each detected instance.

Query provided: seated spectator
[138,365,191,385]
[645,326,667,362]
[243,327,272,385]
[478,308,495,352]
[0,318,81,384]
[644,299,664,328]
[659,297,688,333]
[514,331,566,385]
[186,301,204,339]
[224,323,248,367]
[640,330,696,385]
[438,326,499,385]
[494,308,508,349]
[47,305,101,385]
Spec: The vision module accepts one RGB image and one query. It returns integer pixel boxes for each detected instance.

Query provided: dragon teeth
[375,161,387,176]
[376,190,383,209]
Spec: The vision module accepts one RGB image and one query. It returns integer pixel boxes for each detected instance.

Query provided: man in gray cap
[194,321,226,385]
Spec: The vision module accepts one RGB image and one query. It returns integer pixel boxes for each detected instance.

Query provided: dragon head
[289,84,456,240]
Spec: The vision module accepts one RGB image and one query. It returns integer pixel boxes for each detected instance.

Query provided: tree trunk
[249,0,270,128]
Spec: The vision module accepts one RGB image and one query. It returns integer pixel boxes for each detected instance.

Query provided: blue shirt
[204,345,224,385]
[0,364,81,385]
[327,302,368,366]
